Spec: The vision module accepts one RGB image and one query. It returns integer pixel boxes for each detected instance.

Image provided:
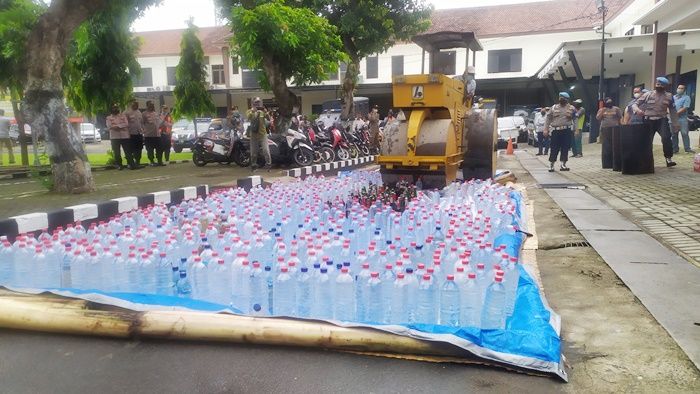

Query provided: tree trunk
[340,58,360,121]
[9,96,29,166]
[261,55,298,133]
[22,0,107,193]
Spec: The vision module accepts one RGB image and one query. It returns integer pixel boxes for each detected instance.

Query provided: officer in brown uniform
[368,105,381,154]
[124,100,144,167]
[632,76,680,167]
[106,104,136,170]
[544,92,578,172]
[142,101,164,166]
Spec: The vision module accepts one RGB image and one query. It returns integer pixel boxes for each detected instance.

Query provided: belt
[644,116,663,121]
[551,126,570,131]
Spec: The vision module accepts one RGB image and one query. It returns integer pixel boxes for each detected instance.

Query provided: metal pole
[598,0,606,101]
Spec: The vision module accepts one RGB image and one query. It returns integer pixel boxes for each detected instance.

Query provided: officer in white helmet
[461,66,477,105]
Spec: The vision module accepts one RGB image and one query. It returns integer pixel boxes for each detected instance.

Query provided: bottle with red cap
[416,274,437,324]
[273,266,296,316]
[334,267,355,321]
[390,272,409,324]
[460,272,481,328]
[355,262,372,321]
[365,272,384,323]
[481,276,507,330]
[440,275,460,327]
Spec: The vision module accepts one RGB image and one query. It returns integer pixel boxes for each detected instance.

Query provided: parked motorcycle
[192,130,245,167]
[303,124,335,164]
[233,128,315,167]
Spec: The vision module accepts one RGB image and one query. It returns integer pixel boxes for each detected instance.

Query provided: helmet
[467,66,475,74]
[558,92,570,99]
[252,97,263,108]
[573,99,583,104]
[656,76,670,85]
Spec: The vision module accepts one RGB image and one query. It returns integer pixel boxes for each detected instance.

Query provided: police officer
[106,104,136,170]
[246,97,272,172]
[462,65,476,104]
[124,100,144,167]
[544,92,577,172]
[623,87,645,125]
[632,76,680,167]
[368,105,381,153]
[142,100,164,166]
[572,99,585,158]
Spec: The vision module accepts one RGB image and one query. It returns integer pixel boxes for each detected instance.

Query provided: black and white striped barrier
[286,156,376,178]
[0,185,208,239]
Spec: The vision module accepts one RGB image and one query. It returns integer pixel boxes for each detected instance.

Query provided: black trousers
[160,134,171,162]
[144,136,163,164]
[548,128,572,163]
[130,134,143,165]
[646,118,673,159]
[111,138,135,168]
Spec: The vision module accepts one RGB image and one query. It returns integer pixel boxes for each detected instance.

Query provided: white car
[80,122,101,143]
[497,116,526,148]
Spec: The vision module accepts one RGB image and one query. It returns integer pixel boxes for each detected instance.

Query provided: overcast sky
[131,0,549,32]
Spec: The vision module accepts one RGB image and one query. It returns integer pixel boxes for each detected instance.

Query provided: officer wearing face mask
[461,66,476,104]
[596,97,622,139]
[544,92,578,172]
[623,87,645,125]
[632,76,680,167]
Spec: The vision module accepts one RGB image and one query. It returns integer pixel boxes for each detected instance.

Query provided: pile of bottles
[0,172,524,329]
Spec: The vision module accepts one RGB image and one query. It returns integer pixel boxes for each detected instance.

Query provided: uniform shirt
[534,113,546,133]
[596,107,623,128]
[159,113,173,136]
[0,116,11,139]
[632,90,679,127]
[625,98,644,124]
[544,103,577,132]
[142,110,161,138]
[246,109,270,135]
[575,107,586,131]
[106,113,130,140]
[124,109,143,136]
[674,93,691,120]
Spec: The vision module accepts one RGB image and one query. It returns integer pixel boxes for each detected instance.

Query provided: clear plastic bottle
[191,256,208,300]
[313,268,333,319]
[176,270,192,297]
[390,273,409,324]
[504,256,520,316]
[380,264,395,322]
[354,262,371,321]
[403,268,418,323]
[481,276,507,330]
[365,272,384,323]
[333,267,355,321]
[140,253,157,294]
[263,265,274,314]
[273,266,295,316]
[439,275,460,327]
[295,267,312,317]
[248,262,267,314]
[415,274,437,324]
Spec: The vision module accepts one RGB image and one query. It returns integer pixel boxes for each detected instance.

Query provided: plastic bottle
[176,270,192,297]
[440,275,460,327]
[354,262,371,321]
[248,262,267,314]
[295,267,312,317]
[504,256,520,316]
[481,276,507,330]
[365,272,384,323]
[273,266,295,316]
[312,268,333,319]
[209,258,230,305]
[334,267,356,321]
[380,264,395,322]
[140,253,157,294]
[415,274,437,324]
[191,256,208,300]
[404,268,418,323]
[390,273,409,324]
[264,265,274,314]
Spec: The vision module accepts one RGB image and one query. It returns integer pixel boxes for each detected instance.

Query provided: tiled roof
[426,0,633,37]
[134,0,633,56]
[134,26,231,57]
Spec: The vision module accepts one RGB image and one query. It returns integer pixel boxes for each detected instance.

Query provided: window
[231,57,239,75]
[211,64,225,84]
[166,67,177,86]
[624,28,634,36]
[133,68,153,87]
[642,24,654,34]
[391,55,404,76]
[435,51,456,75]
[487,49,522,73]
[366,56,378,79]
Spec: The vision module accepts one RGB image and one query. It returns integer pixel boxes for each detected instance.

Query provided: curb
[0,185,209,239]
[286,156,376,179]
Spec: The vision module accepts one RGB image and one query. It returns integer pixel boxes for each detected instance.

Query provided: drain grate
[541,241,591,250]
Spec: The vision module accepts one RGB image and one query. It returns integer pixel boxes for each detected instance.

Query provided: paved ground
[1,155,698,393]
[525,139,700,269]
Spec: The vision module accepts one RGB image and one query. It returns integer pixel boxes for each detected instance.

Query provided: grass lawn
[0,151,192,167]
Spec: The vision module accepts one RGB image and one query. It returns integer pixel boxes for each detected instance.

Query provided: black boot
[666,158,677,167]
[560,162,570,171]
[548,162,555,172]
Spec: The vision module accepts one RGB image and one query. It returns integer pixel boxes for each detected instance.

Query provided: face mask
[604,101,613,108]
[466,74,474,81]
[633,93,641,99]
[559,99,567,105]
[655,86,665,92]
[677,89,684,95]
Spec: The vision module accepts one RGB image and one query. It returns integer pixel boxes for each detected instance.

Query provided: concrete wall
[606,0,657,37]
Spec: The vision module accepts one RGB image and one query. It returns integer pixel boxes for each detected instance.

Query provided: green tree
[227,0,345,130]
[172,20,216,134]
[19,0,157,193]
[63,1,147,115]
[305,0,432,119]
[0,0,45,166]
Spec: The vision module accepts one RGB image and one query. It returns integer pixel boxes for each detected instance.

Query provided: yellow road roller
[378,32,498,188]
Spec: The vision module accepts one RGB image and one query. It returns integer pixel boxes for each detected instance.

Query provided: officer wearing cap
[632,76,680,167]
[623,87,646,125]
[246,97,272,171]
[572,99,585,157]
[544,92,578,172]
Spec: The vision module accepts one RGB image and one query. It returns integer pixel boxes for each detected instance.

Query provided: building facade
[132,0,699,118]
